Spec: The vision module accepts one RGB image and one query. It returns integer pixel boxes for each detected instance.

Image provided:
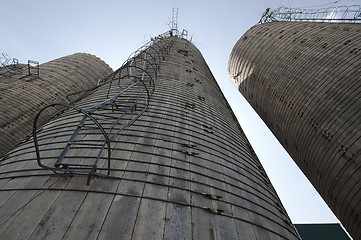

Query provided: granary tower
[0,30,299,238]
[0,53,112,157]
[229,6,361,239]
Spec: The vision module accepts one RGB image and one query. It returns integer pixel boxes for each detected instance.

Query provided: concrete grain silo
[0,32,299,239]
[229,20,361,239]
[0,53,112,157]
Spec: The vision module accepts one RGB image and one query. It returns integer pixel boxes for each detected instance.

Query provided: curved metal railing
[260,5,361,23]
[0,53,23,77]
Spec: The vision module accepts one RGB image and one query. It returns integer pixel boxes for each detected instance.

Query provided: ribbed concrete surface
[0,53,112,157]
[229,22,361,239]
[0,37,299,239]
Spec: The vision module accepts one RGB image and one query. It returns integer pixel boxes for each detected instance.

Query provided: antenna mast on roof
[167,8,190,40]
[168,8,179,36]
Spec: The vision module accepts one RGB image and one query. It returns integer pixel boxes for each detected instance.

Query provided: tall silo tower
[0,53,112,157]
[229,6,361,239]
[0,31,299,238]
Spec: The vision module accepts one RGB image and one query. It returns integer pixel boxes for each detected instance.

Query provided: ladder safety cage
[33,31,177,184]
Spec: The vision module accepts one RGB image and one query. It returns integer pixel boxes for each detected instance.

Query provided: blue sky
[2,0,358,226]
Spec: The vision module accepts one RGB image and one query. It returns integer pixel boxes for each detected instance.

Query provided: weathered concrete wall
[0,37,299,239]
[0,53,112,157]
[229,21,361,239]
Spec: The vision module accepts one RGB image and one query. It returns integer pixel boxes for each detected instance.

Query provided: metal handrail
[260,5,361,23]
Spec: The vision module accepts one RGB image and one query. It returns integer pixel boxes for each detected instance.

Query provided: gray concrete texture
[0,37,299,239]
[229,21,361,239]
[0,53,113,157]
